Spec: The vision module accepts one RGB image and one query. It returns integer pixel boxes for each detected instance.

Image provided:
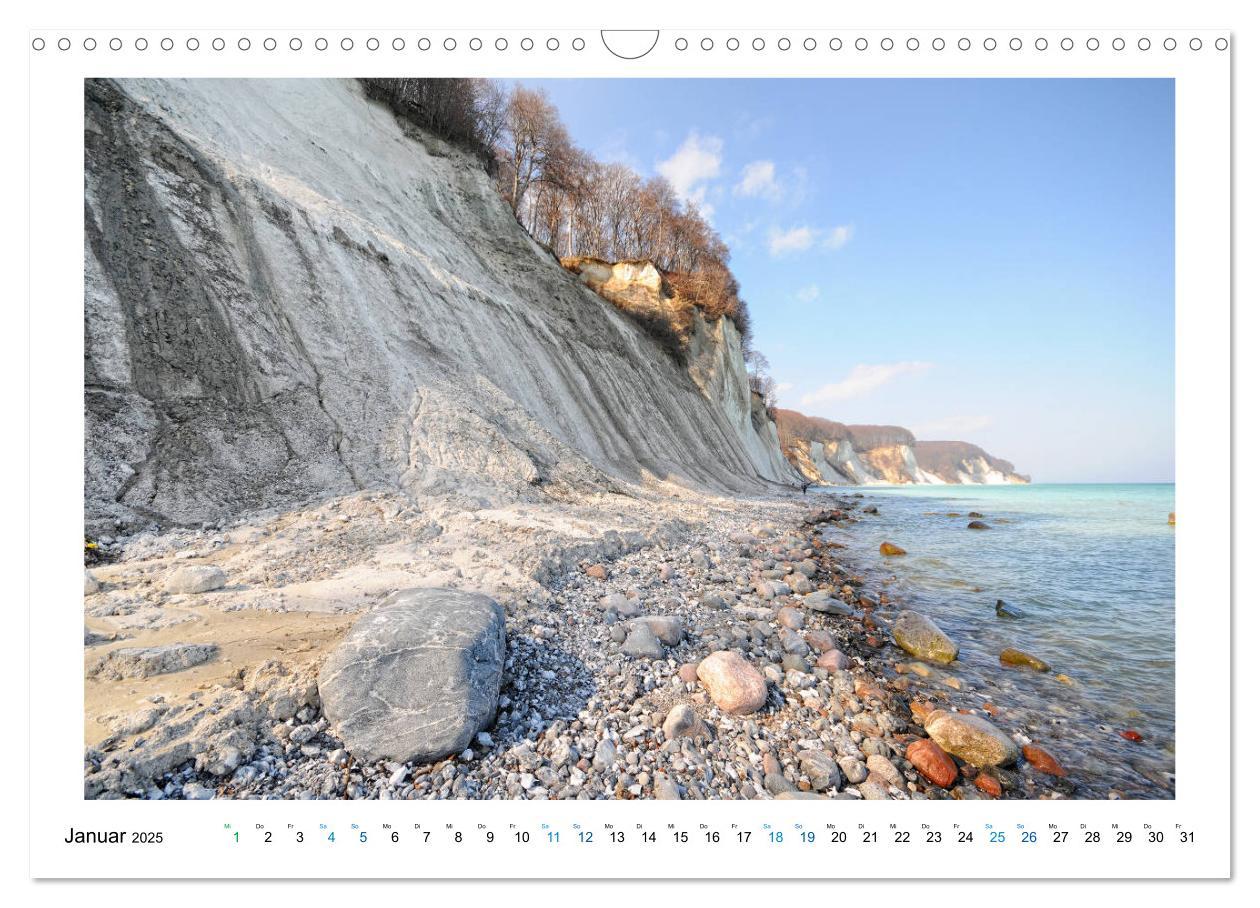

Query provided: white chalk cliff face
[773,410,1028,486]
[84,79,798,533]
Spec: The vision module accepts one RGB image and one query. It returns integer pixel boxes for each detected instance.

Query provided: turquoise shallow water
[821,483,1175,798]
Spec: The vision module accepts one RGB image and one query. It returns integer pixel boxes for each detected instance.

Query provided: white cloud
[768,224,853,257]
[912,415,994,437]
[734,160,782,200]
[802,362,934,406]
[796,284,820,303]
[768,225,816,256]
[656,133,723,211]
[825,225,854,248]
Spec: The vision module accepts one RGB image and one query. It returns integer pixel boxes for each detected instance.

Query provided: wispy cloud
[912,415,994,437]
[802,362,934,405]
[796,284,820,303]
[767,223,853,257]
[825,225,853,248]
[657,133,723,215]
[734,160,782,201]
[768,225,816,256]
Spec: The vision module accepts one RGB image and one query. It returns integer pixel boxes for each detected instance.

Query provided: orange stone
[1120,729,1144,743]
[584,564,608,580]
[906,738,958,788]
[880,542,907,556]
[909,700,936,724]
[982,702,1000,717]
[975,773,1002,798]
[1022,744,1066,777]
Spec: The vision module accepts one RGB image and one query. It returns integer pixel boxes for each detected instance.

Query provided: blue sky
[521,79,1174,483]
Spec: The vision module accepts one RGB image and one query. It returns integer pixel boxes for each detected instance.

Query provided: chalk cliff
[773,410,1028,485]
[84,79,800,533]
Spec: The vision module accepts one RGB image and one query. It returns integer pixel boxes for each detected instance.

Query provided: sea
[818,483,1175,799]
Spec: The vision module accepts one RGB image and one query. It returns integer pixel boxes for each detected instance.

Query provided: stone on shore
[620,622,664,659]
[906,738,958,788]
[924,709,1020,768]
[802,590,849,615]
[89,643,219,680]
[84,571,101,595]
[879,542,906,556]
[798,751,842,790]
[163,565,226,594]
[893,611,958,664]
[663,703,710,740]
[1000,648,1051,672]
[318,588,506,764]
[627,615,684,646]
[696,651,767,715]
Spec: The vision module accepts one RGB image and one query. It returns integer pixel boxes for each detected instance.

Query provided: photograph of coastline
[82,76,1173,801]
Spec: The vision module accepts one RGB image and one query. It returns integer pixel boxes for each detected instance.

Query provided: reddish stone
[584,564,608,580]
[909,700,936,724]
[880,542,907,556]
[865,635,883,648]
[906,738,958,789]
[1120,729,1144,743]
[975,773,1002,798]
[1022,744,1066,777]
[981,702,1000,717]
[803,629,836,653]
[678,663,699,683]
[854,678,887,701]
[816,650,847,673]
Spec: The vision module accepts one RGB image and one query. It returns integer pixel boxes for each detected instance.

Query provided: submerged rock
[879,541,906,556]
[999,647,1051,672]
[318,588,506,764]
[966,520,991,530]
[924,709,1020,768]
[892,611,958,664]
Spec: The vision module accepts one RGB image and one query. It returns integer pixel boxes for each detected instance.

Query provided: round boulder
[892,611,958,664]
[924,709,1020,768]
[319,588,506,764]
[697,650,767,715]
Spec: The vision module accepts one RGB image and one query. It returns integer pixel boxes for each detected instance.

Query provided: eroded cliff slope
[84,79,798,533]
[774,409,1027,485]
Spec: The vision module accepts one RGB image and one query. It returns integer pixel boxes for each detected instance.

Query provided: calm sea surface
[820,483,1175,799]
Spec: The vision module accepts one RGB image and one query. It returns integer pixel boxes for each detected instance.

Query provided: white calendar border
[20,2,1233,881]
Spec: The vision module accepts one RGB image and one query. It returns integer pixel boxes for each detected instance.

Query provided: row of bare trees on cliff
[361,77,769,384]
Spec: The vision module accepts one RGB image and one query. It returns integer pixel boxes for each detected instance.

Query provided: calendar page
[18,0,1240,888]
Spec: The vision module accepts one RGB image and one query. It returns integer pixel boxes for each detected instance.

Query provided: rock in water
[999,647,1051,672]
[994,599,1022,619]
[318,588,506,764]
[696,651,767,715]
[924,709,1020,768]
[892,611,958,664]
[879,541,906,556]
[967,520,991,530]
[164,565,226,594]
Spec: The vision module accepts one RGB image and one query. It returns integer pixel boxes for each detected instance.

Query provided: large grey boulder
[318,588,506,764]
